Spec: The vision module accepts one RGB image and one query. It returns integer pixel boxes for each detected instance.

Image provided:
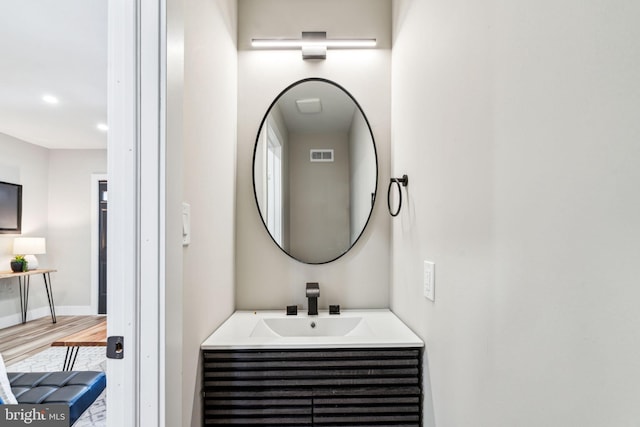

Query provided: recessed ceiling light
[42,94,59,104]
[97,123,109,132]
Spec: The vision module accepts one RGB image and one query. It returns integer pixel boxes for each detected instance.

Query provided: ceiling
[276,80,357,134]
[0,1,107,149]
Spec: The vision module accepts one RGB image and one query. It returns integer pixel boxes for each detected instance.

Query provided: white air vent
[296,98,322,114]
[310,149,334,162]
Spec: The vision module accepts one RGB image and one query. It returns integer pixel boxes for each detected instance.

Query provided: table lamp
[13,237,46,271]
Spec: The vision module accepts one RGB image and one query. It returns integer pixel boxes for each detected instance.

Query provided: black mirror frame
[252,77,379,265]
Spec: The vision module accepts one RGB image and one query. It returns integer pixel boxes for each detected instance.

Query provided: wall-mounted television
[0,181,22,234]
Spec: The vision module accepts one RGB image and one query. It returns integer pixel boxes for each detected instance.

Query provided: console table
[0,269,57,324]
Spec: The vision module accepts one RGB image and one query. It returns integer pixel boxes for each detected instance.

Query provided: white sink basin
[202,309,424,350]
[250,316,371,337]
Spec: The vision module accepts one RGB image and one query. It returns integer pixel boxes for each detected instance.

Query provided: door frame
[107,0,165,425]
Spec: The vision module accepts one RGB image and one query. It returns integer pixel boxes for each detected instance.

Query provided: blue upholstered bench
[7,371,106,425]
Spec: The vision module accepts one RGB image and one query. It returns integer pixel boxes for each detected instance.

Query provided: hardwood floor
[0,315,106,365]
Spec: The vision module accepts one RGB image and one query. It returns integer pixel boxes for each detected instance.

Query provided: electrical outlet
[423,261,435,301]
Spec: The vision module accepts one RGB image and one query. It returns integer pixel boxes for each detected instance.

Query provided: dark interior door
[98,180,108,314]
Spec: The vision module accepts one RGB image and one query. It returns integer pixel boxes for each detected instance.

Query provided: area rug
[6,346,106,427]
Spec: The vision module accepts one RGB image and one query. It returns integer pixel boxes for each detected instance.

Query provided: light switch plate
[423,261,435,301]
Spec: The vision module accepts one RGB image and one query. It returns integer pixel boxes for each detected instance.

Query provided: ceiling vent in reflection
[296,98,322,114]
[310,149,334,162]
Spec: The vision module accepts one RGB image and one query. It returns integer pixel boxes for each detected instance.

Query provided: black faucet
[306,282,320,315]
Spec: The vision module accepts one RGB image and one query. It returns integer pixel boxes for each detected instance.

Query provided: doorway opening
[98,180,107,314]
[266,122,283,246]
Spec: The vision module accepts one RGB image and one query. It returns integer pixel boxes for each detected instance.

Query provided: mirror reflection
[253,78,378,264]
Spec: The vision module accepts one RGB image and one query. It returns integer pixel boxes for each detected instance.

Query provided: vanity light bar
[251,38,377,49]
[252,32,376,60]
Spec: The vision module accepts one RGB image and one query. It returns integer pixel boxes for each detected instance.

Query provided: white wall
[0,135,105,325]
[288,131,350,263]
[237,0,391,50]
[47,149,106,308]
[391,1,640,426]
[164,0,184,424]
[182,1,237,426]
[348,110,376,244]
[236,0,391,311]
[0,133,50,323]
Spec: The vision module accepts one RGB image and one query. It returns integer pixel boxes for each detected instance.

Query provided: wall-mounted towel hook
[388,174,409,217]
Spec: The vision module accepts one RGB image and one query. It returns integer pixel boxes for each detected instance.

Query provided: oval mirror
[253,78,378,264]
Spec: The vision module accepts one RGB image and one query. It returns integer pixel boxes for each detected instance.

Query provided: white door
[107,0,163,425]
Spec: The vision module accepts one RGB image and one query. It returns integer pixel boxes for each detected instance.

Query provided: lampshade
[13,237,46,255]
[13,237,46,271]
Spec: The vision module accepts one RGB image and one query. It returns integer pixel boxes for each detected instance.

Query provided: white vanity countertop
[201,309,424,350]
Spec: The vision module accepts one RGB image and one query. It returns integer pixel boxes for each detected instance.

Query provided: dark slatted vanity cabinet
[202,347,422,426]
[201,310,424,426]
